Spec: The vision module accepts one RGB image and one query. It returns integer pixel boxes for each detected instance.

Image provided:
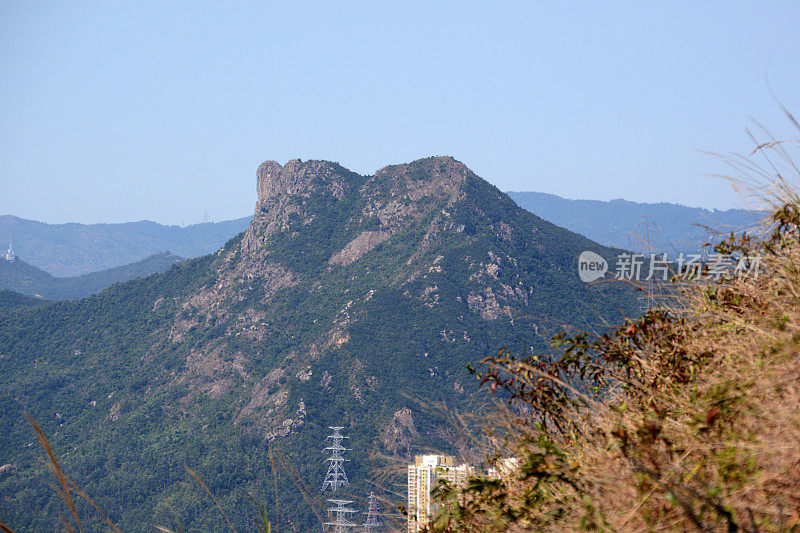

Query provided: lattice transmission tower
[322,426,349,492]
[362,491,382,532]
[325,499,358,533]
[636,216,662,313]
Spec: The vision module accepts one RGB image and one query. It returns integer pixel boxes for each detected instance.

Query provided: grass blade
[25,412,82,533]
[247,495,272,533]
[268,445,279,533]
[185,466,238,533]
[65,478,122,533]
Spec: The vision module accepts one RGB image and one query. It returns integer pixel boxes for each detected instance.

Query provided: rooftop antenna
[362,491,381,532]
[322,427,349,492]
[325,499,357,533]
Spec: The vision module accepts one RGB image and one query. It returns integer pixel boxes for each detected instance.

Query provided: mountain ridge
[0,156,639,531]
[0,215,251,277]
[507,190,766,254]
[0,252,184,300]
[3,175,766,279]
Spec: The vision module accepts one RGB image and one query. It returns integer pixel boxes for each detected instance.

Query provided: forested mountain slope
[0,157,639,531]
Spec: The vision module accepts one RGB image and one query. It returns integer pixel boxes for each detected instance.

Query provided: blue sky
[1,1,799,225]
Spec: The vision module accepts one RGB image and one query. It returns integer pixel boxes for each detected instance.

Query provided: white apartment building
[406,455,473,532]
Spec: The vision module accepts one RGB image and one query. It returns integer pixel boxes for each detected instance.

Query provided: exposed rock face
[374,156,471,202]
[160,155,630,440]
[243,159,362,253]
[256,159,353,204]
[381,407,419,455]
[329,230,391,266]
[467,287,512,320]
[235,367,287,430]
[244,156,471,254]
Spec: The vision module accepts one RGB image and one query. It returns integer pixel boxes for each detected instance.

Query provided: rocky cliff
[0,156,638,531]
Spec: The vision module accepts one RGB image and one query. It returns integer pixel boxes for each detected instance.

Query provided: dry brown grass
[568,255,800,530]
[431,128,800,532]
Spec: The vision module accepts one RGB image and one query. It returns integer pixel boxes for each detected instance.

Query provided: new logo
[578,251,608,282]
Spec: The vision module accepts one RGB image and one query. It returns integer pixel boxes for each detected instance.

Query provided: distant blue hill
[0,252,184,300]
[507,192,768,255]
[0,215,252,277]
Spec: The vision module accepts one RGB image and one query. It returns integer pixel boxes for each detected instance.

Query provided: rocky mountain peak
[243,159,362,252]
[376,155,469,178]
[169,154,635,446]
[254,156,472,210]
[255,159,356,206]
[375,156,472,202]
[243,156,477,255]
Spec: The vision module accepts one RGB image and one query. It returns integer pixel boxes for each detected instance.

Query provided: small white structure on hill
[4,236,15,262]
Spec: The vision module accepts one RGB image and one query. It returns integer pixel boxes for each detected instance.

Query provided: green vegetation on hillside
[0,290,49,309]
[0,158,639,531]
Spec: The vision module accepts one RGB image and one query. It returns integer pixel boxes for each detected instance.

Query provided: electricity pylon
[325,499,357,533]
[323,427,354,532]
[363,491,381,532]
[322,427,349,492]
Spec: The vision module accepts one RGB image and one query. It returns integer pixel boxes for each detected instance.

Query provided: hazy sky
[1,2,799,225]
